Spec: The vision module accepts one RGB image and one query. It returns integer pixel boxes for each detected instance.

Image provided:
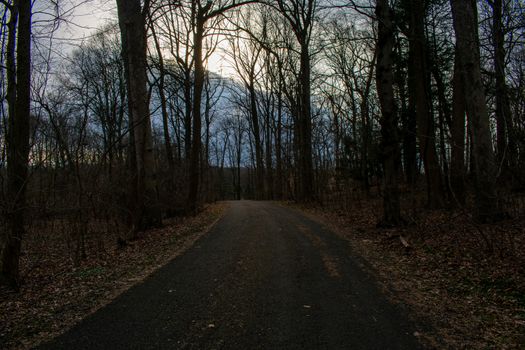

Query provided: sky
[53,0,115,43]
[53,0,232,76]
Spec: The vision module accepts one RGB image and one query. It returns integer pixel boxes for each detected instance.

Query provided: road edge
[25,202,229,350]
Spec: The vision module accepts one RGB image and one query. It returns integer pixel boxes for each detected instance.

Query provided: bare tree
[489,0,516,174]
[149,16,175,173]
[271,0,318,201]
[405,0,445,208]
[375,0,403,226]
[184,0,256,212]
[450,0,503,222]
[227,22,266,199]
[115,0,158,233]
[1,0,31,289]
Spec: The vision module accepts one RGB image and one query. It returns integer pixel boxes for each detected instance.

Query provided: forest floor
[0,203,226,350]
[296,197,525,349]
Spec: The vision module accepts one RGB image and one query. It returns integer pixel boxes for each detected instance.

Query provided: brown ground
[294,199,525,349]
[0,203,226,350]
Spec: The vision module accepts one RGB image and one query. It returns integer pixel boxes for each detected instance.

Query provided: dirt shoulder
[293,200,525,349]
[0,202,227,350]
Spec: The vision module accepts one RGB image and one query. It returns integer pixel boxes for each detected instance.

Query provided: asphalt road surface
[40,201,423,349]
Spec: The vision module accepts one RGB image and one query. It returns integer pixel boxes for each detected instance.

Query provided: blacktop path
[39,200,423,349]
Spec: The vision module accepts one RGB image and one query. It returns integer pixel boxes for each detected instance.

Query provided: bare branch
[0,0,12,11]
[206,0,259,19]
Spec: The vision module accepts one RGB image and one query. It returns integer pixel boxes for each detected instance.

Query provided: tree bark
[116,0,158,232]
[1,0,31,290]
[183,70,192,160]
[450,0,503,222]
[187,12,205,213]
[298,41,314,201]
[376,0,404,226]
[407,0,445,208]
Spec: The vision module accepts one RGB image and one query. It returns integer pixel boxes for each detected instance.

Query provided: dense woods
[1,0,525,323]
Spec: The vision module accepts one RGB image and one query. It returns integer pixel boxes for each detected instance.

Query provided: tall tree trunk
[248,82,265,200]
[275,0,315,202]
[376,0,403,226]
[360,52,376,195]
[236,124,242,200]
[492,0,516,175]
[1,0,31,290]
[360,100,370,194]
[265,110,273,200]
[187,14,204,213]
[203,81,212,201]
[404,51,418,187]
[183,70,192,160]
[275,82,284,200]
[450,0,503,222]
[450,51,466,206]
[298,42,314,201]
[408,0,445,208]
[432,65,452,200]
[116,0,158,232]
[150,22,175,172]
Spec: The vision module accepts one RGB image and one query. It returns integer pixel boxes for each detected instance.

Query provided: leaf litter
[0,203,227,350]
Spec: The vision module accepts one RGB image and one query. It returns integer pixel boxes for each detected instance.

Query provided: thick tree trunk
[116,0,158,232]
[408,0,445,208]
[298,42,314,201]
[1,0,31,290]
[450,0,503,222]
[187,16,204,213]
[376,0,404,226]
